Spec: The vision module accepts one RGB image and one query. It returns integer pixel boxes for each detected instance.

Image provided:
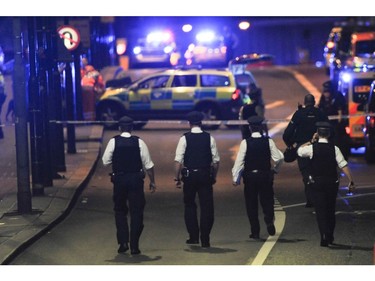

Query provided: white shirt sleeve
[335,146,348,169]
[210,136,220,164]
[232,139,246,182]
[139,138,154,170]
[174,135,186,164]
[297,145,313,158]
[269,138,284,173]
[102,138,115,166]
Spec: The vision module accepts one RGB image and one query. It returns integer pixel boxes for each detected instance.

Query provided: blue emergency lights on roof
[163,45,174,54]
[196,30,215,43]
[341,72,352,83]
[133,46,141,55]
[146,31,172,43]
[182,24,193,33]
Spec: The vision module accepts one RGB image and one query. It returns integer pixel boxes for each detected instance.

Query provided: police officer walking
[238,85,266,139]
[297,122,355,247]
[102,116,156,255]
[283,94,328,207]
[232,116,284,239]
[174,111,220,248]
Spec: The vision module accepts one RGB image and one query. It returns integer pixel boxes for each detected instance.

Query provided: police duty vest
[184,132,212,169]
[112,135,143,173]
[244,136,271,172]
[311,142,338,180]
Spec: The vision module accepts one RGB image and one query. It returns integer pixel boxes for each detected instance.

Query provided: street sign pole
[13,17,32,213]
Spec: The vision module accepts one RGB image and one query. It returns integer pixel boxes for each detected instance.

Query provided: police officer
[318,83,350,160]
[238,86,266,139]
[174,111,220,248]
[283,94,329,207]
[102,116,156,255]
[297,121,355,247]
[232,116,284,239]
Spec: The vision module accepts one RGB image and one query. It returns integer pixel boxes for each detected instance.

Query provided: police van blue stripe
[130,102,151,110]
[172,100,195,110]
[194,90,216,99]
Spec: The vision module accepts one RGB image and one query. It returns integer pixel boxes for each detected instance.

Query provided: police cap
[316,121,332,129]
[247,115,264,126]
[186,111,204,125]
[304,94,315,106]
[118,116,134,126]
[322,80,334,92]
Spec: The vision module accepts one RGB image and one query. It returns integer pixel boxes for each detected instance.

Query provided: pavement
[0,124,103,265]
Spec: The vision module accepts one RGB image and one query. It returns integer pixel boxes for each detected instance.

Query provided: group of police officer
[102,94,356,254]
[283,94,355,246]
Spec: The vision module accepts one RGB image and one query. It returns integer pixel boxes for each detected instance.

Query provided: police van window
[200,75,230,87]
[353,79,371,104]
[171,75,197,87]
[355,40,375,55]
[138,75,170,89]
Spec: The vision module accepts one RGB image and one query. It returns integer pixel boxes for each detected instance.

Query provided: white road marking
[249,205,286,265]
[265,100,285,109]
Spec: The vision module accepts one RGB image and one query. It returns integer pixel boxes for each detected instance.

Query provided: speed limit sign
[57,25,81,51]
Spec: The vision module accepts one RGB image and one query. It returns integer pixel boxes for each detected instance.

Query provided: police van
[96,67,243,130]
[337,69,375,152]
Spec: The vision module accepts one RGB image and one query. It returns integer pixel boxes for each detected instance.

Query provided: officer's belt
[184,167,210,172]
[246,169,270,173]
[110,170,143,176]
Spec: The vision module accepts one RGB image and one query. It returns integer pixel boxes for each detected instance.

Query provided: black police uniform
[283,94,328,206]
[240,102,257,139]
[182,133,214,247]
[310,139,340,246]
[178,111,216,247]
[243,117,275,237]
[111,134,145,253]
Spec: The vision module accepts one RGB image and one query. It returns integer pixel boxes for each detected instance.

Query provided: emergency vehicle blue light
[182,24,193,33]
[133,46,141,55]
[164,45,174,54]
[342,72,352,83]
[196,31,215,43]
[147,31,171,43]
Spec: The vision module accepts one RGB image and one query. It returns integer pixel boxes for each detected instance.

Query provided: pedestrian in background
[297,121,355,247]
[238,84,266,139]
[283,94,329,207]
[174,111,220,248]
[318,82,350,160]
[232,116,284,239]
[81,57,105,121]
[102,116,156,255]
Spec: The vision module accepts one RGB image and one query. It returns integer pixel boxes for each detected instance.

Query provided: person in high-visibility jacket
[81,58,105,121]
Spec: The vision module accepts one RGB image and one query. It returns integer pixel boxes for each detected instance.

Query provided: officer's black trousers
[112,173,145,249]
[182,169,214,244]
[243,171,274,236]
[311,182,339,242]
